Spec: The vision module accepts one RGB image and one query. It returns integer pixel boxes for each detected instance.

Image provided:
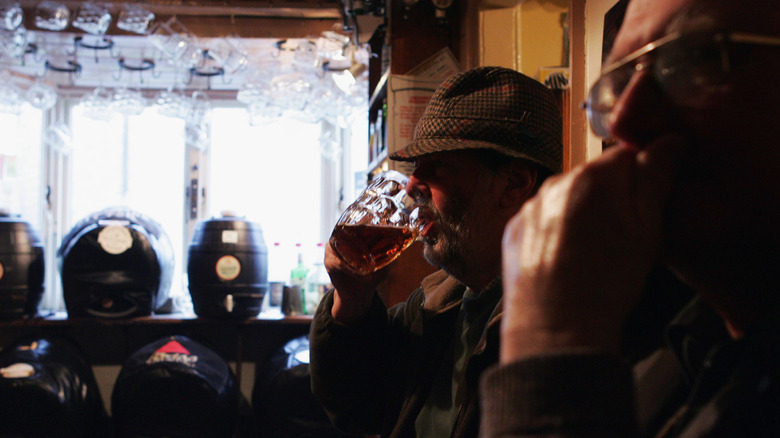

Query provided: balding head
[610,0,780,64]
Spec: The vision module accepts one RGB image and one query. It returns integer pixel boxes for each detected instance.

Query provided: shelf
[367,149,389,175]
[1,310,313,326]
[0,312,313,365]
[368,69,390,109]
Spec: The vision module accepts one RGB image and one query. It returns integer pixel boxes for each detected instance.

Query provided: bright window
[208,108,325,282]
[0,106,43,228]
[3,97,366,313]
[70,105,187,298]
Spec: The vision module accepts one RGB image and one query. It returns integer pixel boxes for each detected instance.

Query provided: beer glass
[329,170,420,275]
[0,25,25,58]
[26,80,58,110]
[116,3,154,34]
[154,87,188,119]
[147,17,201,68]
[111,87,146,115]
[72,2,111,35]
[34,1,69,31]
[80,86,113,121]
[206,36,248,74]
[0,0,22,31]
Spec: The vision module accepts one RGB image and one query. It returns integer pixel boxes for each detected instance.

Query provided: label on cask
[215,255,241,281]
[98,225,133,255]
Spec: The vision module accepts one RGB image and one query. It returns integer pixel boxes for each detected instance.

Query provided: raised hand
[500,135,689,361]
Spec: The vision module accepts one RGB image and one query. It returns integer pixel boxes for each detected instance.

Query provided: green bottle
[304,261,332,315]
[290,247,310,313]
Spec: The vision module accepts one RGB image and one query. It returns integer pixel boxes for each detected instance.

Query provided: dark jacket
[479,297,780,438]
[309,270,503,438]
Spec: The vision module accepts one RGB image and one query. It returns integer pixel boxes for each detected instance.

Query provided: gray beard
[422,209,469,272]
[420,192,488,281]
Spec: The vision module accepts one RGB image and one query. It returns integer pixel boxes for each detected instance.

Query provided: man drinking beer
[309,66,563,438]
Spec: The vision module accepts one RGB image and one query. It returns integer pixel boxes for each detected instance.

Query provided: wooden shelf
[367,149,389,176]
[0,312,312,366]
[368,70,390,109]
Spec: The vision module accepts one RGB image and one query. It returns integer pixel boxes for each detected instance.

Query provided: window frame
[34,92,361,313]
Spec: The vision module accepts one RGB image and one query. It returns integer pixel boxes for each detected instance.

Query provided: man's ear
[500,160,538,209]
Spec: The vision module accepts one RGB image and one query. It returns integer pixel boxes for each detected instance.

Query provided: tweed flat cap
[390,66,563,173]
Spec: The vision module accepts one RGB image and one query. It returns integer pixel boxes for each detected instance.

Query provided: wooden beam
[170,15,342,38]
[19,0,342,38]
[18,0,341,18]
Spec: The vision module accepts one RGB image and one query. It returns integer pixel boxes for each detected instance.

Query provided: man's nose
[608,70,676,145]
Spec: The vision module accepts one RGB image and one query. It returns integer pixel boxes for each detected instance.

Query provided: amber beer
[331,170,419,274]
[329,223,419,275]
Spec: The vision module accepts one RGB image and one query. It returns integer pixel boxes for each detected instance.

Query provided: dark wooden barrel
[187,215,268,318]
[59,207,174,318]
[0,335,108,437]
[111,335,239,438]
[0,217,45,320]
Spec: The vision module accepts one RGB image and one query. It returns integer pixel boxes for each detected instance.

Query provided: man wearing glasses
[481,0,780,436]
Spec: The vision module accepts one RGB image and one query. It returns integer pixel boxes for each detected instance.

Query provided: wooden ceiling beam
[176,15,342,38]
[17,0,341,18]
[18,0,344,38]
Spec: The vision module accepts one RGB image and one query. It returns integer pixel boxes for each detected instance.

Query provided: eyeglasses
[582,30,780,139]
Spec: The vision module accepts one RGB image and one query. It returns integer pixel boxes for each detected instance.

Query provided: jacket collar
[420,270,464,314]
[419,270,503,320]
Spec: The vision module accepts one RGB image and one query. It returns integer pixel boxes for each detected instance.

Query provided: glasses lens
[587,109,611,139]
[586,32,726,137]
[586,65,634,138]
[585,86,611,138]
[655,34,726,100]
[585,31,734,138]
